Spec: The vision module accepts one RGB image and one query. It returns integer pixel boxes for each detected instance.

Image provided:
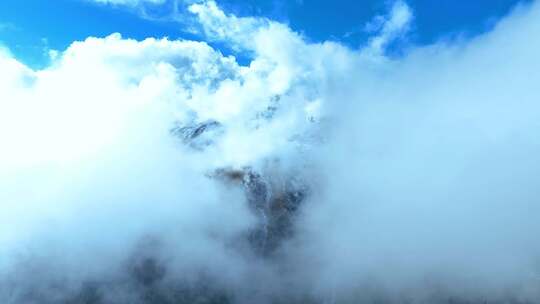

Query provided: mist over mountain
[1,1,540,303]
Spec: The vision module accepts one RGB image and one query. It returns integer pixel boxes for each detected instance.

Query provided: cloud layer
[2,1,540,303]
[91,0,166,6]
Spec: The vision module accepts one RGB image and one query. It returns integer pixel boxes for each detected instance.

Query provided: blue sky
[2,0,540,302]
[0,0,530,68]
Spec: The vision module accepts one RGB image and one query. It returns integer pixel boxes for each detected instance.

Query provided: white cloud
[0,33,258,300]
[2,1,540,303]
[188,0,269,49]
[365,0,413,54]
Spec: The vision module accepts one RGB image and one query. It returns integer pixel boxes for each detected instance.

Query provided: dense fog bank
[1,1,540,303]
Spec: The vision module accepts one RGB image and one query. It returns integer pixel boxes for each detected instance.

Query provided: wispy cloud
[364,0,413,54]
[0,22,16,32]
[90,0,166,6]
